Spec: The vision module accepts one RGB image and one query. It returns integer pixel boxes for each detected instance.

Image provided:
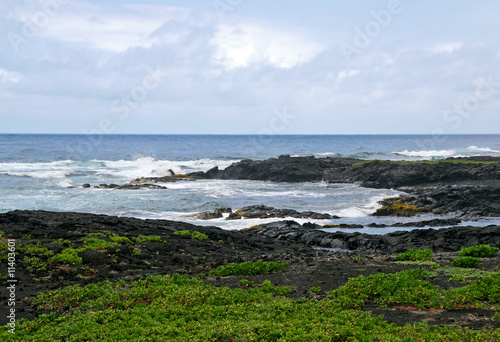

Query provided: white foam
[5,171,70,179]
[97,157,239,180]
[394,149,456,158]
[466,146,500,153]
[394,146,499,159]
[335,194,396,218]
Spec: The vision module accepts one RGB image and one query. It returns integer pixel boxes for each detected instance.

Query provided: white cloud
[37,3,191,52]
[211,22,325,70]
[0,69,22,83]
[337,69,360,82]
[431,42,462,54]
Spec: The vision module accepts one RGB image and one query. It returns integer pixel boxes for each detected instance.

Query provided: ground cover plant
[458,244,499,258]
[329,268,500,311]
[395,249,434,262]
[209,260,289,276]
[452,256,482,268]
[1,273,499,341]
[173,230,208,241]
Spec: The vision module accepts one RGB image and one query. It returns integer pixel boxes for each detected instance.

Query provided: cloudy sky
[1,0,499,134]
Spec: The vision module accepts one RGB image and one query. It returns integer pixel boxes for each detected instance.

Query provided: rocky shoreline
[189,156,500,218]
[1,210,499,330]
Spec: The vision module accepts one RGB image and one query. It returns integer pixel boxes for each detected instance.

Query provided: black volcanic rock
[225,205,339,220]
[189,156,500,189]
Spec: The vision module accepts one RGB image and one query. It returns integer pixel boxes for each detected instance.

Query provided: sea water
[1,134,499,232]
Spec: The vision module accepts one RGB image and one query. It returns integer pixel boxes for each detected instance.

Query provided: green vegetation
[452,256,482,268]
[174,230,208,241]
[81,237,116,251]
[48,248,82,265]
[2,273,499,341]
[458,244,499,258]
[395,249,433,262]
[209,260,288,277]
[238,279,252,287]
[135,235,163,243]
[330,268,500,310]
[309,286,321,293]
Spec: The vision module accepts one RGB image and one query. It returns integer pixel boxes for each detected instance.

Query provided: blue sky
[1,0,499,134]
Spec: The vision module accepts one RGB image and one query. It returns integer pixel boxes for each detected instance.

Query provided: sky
[0,0,499,134]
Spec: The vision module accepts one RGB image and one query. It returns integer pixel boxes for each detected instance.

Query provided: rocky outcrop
[190,156,500,189]
[226,205,339,220]
[241,220,500,253]
[384,185,500,218]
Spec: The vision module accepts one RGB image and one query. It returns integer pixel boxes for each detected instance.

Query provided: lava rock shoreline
[189,156,500,218]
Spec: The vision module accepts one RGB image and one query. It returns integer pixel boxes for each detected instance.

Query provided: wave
[0,157,239,181]
[393,146,500,159]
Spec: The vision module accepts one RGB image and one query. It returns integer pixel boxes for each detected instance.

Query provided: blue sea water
[1,134,499,232]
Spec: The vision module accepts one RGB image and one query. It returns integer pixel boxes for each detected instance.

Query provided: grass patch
[452,256,482,268]
[329,268,500,311]
[395,249,433,262]
[174,230,208,241]
[3,274,499,341]
[209,260,288,277]
[48,248,82,265]
[458,244,499,258]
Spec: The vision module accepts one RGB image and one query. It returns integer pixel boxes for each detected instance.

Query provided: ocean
[1,134,499,233]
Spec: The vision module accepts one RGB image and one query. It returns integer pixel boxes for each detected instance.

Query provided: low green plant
[238,279,252,287]
[48,248,82,265]
[210,260,289,277]
[174,230,208,241]
[395,249,433,262]
[451,257,482,268]
[81,237,116,251]
[21,242,54,256]
[23,256,48,272]
[440,267,493,280]
[353,256,362,261]
[493,311,500,321]
[196,273,207,280]
[135,235,162,243]
[458,244,499,258]
[109,234,133,244]
[5,273,499,341]
[309,286,321,293]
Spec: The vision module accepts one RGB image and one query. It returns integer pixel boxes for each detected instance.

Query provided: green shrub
[110,234,132,244]
[458,244,499,258]
[135,235,162,243]
[210,260,288,277]
[81,237,116,251]
[22,242,54,256]
[329,268,440,309]
[4,273,500,341]
[395,249,433,261]
[238,279,252,287]
[174,230,208,241]
[451,257,482,268]
[309,286,321,293]
[196,273,207,280]
[48,249,82,265]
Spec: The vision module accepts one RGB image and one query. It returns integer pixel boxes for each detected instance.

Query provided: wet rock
[226,205,339,220]
[82,183,91,188]
[79,249,112,266]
